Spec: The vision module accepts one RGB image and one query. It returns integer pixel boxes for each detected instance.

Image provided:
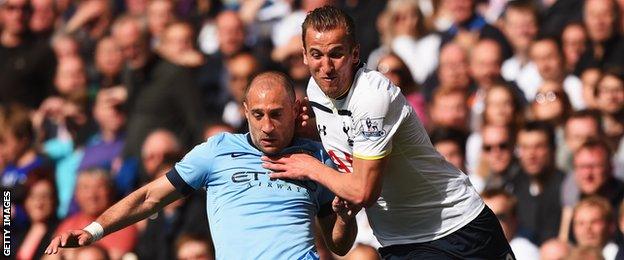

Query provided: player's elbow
[352,192,379,208]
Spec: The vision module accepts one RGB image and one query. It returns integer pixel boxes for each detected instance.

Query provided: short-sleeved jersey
[166,133,334,260]
[307,67,484,246]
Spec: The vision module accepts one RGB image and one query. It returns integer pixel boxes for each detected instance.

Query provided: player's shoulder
[198,132,246,151]
[355,67,394,92]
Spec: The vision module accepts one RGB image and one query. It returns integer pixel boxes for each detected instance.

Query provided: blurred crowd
[1,0,624,259]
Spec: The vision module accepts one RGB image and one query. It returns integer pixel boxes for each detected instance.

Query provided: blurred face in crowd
[573,204,610,248]
[227,53,259,104]
[1,0,31,36]
[430,91,468,130]
[177,240,211,260]
[147,0,174,39]
[95,37,124,77]
[54,57,87,96]
[561,24,587,70]
[161,23,195,55]
[540,239,571,260]
[502,7,538,55]
[565,117,599,152]
[24,180,55,223]
[574,147,611,195]
[75,173,111,217]
[532,82,566,122]
[584,0,615,43]
[29,0,55,33]
[469,40,501,89]
[93,91,126,135]
[581,68,602,108]
[446,0,474,24]
[517,130,552,176]
[244,75,298,155]
[484,86,514,126]
[125,0,148,16]
[482,125,513,174]
[52,35,79,59]
[483,194,516,241]
[377,55,405,87]
[439,44,470,90]
[435,141,464,171]
[303,26,360,99]
[0,129,27,165]
[530,40,564,82]
[141,130,179,176]
[217,11,245,57]
[596,74,624,114]
[112,18,147,69]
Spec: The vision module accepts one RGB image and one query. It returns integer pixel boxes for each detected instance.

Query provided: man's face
[469,41,501,89]
[530,40,563,81]
[1,0,31,35]
[483,195,515,241]
[503,8,538,54]
[431,93,468,130]
[303,27,359,99]
[439,44,470,90]
[562,25,587,69]
[517,130,551,176]
[482,126,513,174]
[217,11,245,56]
[596,75,624,114]
[113,21,145,68]
[446,0,474,24]
[574,148,610,195]
[565,117,599,152]
[584,0,614,43]
[54,58,87,96]
[29,0,55,33]
[573,205,609,248]
[95,38,124,77]
[75,174,111,217]
[227,55,258,103]
[244,82,297,155]
[147,0,173,37]
[434,141,464,171]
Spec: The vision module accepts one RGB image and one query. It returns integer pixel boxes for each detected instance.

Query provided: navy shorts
[378,206,515,260]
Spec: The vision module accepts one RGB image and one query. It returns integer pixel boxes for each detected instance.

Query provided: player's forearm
[328,215,357,256]
[310,167,380,207]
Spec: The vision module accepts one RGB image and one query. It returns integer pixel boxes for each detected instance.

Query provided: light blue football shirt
[166,133,335,260]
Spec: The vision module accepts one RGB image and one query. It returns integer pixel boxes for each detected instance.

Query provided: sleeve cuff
[166,168,196,196]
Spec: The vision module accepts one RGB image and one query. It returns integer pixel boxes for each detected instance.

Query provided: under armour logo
[317,125,327,136]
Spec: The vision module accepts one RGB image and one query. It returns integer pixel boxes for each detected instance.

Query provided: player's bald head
[244,72,296,103]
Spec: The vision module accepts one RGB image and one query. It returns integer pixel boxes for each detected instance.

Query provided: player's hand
[45,230,94,255]
[295,97,319,140]
[262,153,324,181]
[332,197,360,222]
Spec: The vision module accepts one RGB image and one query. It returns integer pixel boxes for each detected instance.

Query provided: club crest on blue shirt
[359,117,386,140]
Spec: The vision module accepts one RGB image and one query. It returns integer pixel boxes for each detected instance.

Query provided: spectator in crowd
[482,189,540,260]
[530,81,574,127]
[63,0,111,57]
[157,22,204,68]
[54,168,138,259]
[524,37,585,109]
[500,0,539,84]
[221,52,259,132]
[147,0,175,48]
[175,233,214,260]
[112,15,150,71]
[561,23,587,73]
[29,0,57,39]
[376,52,429,128]
[477,124,521,192]
[429,87,470,132]
[540,238,572,260]
[429,127,468,173]
[202,121,234,140]
[124,0,148,17]
[567,246,606,260]
[140,129,182,183]
[13,169,59,260]
[572,196,619,260]
[51,33,80,60]
[594,70,624,145]
[512,121,565,245]
[423,42,471,100]
[577,0,624,74]
[0,0,57,109]
[440,0,512,58]
[90,37,124,89]
[53,56,88,99]
[557,110,603,173]
[581,68,603,109]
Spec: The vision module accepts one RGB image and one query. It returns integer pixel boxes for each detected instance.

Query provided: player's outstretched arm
[45,175,183,254]
[263,154,387,207]
[318,197,359,256]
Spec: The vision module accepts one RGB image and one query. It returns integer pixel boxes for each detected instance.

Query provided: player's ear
[302,46,308,65]
[243,102,250,118]
[352,43,360,65]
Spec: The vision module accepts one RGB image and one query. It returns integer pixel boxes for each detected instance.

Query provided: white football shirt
[307,67,485,246]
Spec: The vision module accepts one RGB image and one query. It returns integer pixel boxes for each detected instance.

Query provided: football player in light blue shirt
[46,72,358,259]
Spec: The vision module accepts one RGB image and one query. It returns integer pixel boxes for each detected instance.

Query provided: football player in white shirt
[263,6,515,259]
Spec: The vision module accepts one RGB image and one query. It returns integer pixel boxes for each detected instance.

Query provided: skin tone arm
[317,197,359,256]
[263,154,388,208]
[45,176,183,254]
